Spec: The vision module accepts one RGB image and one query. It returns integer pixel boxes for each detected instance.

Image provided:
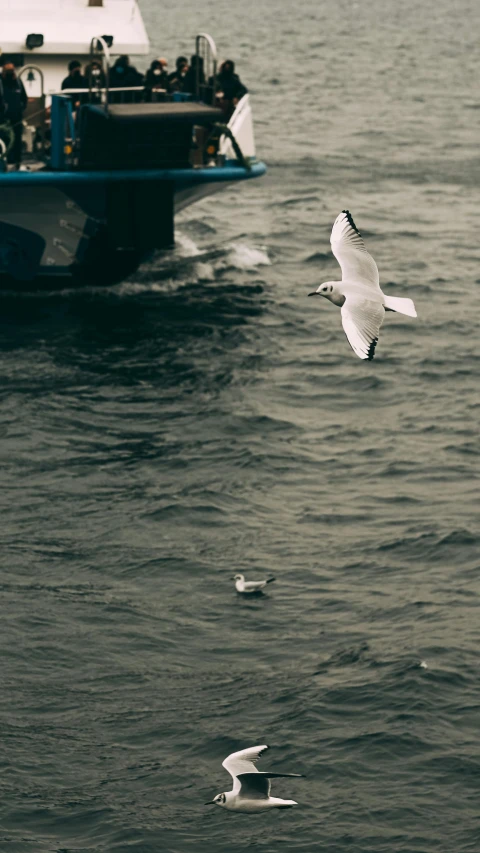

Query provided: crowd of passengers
[0,54,247,169]
[61,54,248,110]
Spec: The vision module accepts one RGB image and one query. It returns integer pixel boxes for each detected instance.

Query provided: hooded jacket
[1,71,27,121]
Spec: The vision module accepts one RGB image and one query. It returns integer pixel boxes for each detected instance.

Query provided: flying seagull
[205,744,303,812]
[233,573,276,594]
[308,210,417,359]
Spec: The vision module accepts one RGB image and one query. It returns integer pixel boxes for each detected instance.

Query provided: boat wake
[0,232,271,301]
[111,233,271,297]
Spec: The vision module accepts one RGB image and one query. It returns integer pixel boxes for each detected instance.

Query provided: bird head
[205,792,226,807]
[308,281,335,298]
[233,573,244,582]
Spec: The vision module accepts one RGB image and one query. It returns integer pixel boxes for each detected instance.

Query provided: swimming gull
[205,744,303,812]
[233,573,276,594]
[308,210,417,359]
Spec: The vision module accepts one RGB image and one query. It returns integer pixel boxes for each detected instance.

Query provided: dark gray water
[1,1,479,851]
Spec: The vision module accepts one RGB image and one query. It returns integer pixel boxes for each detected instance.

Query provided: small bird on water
[205,744,303,812]
[233,573,276,594]
[308,210,417,360]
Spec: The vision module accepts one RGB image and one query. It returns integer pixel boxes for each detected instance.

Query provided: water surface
[1,1,479,851]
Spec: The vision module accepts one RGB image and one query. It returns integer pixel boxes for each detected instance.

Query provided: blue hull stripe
[0,161,267,186]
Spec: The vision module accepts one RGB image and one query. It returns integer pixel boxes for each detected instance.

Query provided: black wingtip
[263,772,305,779]
[266,577,276,584]
[367,337,378,360]
[342,209,362,236]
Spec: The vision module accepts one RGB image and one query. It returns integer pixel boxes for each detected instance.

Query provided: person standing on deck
[0,76,5,121]
[145,59,169,100]
[183,54,205,97]
[216,60,248,103]
[167,56,189,93]
[109,56,143,103]
[1,63,27,169]
[61,60,88,110]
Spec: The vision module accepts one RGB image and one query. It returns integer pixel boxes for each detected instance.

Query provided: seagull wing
[237,772,304,800]
[242,580,266,592]
[341,296,385,360]
[223,745,268,794]
[236,773,271,800]
[223,745,268,781]
[330,210,380,289]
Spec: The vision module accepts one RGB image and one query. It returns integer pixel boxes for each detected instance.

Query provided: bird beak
[308,290,318,296]
[204,801,216,805]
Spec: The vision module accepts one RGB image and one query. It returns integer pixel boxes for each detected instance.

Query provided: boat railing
[13,31,252,171]
[59,86,169,106]
[18,65,47,158]
[89,36,111,112]
[195,33,218,104]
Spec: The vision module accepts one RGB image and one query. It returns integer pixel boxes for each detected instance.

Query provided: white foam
[224,243,271,270]
[175,232,203,258]
[112,280,173,297]
[194,262,215,281]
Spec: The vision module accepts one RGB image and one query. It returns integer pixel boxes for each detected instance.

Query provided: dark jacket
[183,56,205,96]
[61,71,88,107]
[145,66,169,92]
[0,78,5,121]
[109,63,143,103]
[61,72,88,90]
[167,68,186,92]
[1,74,27,120]
[109,65,143,89]
[217,70,247,102]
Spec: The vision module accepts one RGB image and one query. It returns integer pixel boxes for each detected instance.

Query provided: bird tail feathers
[383,295,417,318]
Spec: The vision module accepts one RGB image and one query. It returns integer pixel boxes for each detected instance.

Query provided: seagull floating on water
[205,745,303,812]
[308,210,417,360]
[233,573,276,594]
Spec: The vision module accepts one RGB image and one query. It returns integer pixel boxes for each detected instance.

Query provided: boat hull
[0,162,266,287]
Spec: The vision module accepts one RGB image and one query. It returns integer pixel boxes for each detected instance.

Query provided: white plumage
[205,745,303,813]
[233,573,276,594]
[309,210,417,360]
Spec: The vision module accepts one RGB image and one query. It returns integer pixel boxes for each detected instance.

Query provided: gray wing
[330,210,380,290]
[237,772,304,800]
[242,581,267,592]
[341,296,385,360]
[236,773,271,800]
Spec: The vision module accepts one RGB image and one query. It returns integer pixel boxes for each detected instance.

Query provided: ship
[0,0,266,287]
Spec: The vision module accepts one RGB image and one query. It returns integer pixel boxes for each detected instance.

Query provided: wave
[377,528,477,556]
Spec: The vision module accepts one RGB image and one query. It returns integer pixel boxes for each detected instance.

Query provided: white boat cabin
[0,0,149,94]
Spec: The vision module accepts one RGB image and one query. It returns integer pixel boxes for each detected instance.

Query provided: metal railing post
[18,65,46,156]
[195,33,218,103]
[90,35,111,110]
